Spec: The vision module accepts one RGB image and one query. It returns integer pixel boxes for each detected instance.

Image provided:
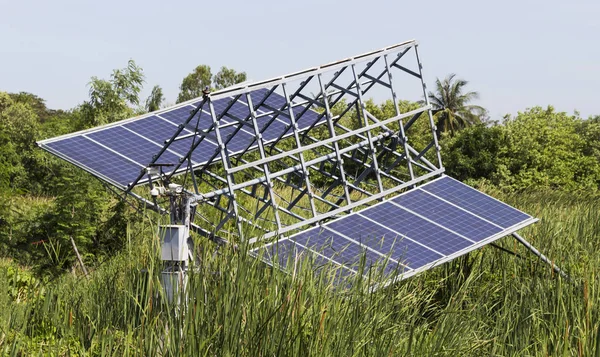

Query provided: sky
[1,0,598,120]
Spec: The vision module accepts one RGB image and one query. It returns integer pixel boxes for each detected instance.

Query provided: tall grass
[1,191,599,356]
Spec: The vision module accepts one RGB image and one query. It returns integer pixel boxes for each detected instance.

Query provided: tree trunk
[70,236,88,277]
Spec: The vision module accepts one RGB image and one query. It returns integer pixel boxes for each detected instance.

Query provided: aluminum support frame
[169,41,444,242]
[512,232,570,280]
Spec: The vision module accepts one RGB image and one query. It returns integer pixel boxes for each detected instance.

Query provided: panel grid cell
[392,189,502,242]
[87,126,181,167]
[254,238,357,285]
[361,202,473,255]
[46,136,142,186]
[421,177,531,228]
[291,227,401,276]
[327,215,442,270]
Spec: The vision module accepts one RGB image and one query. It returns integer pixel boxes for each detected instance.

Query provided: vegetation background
[0,61,599,355]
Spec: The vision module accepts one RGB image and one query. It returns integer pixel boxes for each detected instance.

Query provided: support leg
[512,232,570,281]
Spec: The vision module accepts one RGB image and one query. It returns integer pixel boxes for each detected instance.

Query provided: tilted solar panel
[251,176,538,288]
[37,88,323,189]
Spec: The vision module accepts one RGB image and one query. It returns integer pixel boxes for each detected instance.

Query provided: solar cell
[123,116,202,157]
[46,136,141,186]
[252,175,537,287]
[421,176,531,228]
[157,106,197,124]
[242,87,320,131]
[254,238,357,285]
[87,126,181,167]
[291,227,400,276]
[327,215,442,270]
[256,238,302,268]
[38,89,324,189]
[258,118,290,142]
[360,202,473,255]
[392,189,502,242]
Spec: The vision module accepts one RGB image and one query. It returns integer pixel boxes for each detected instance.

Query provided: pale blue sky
[1,0,598,119]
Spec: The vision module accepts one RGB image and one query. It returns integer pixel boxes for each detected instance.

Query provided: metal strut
[512,232,570,281]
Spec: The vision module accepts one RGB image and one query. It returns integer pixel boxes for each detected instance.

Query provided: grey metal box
[159,225,188,261]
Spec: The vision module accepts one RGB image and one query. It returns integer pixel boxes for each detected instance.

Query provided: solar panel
[420,177,530,228]
[38,89,325,189]
[37,40,565,286]
[251,175,538,287]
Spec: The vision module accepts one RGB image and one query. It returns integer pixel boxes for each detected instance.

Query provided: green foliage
[144,85,163,112]
[428,73,486,136]
[1,192,599,356]
[177,64,212,103]
[177,64,247,103]
[8,92,59,123]
[81,60,145,127]
[578,115,600,163]
[442,124,507,182]
[0,92,41,191]
[214,66,247,90]
[0,62,144,273]
[3,58,600,355]
[2,260,42,304]
[443,106,600,191]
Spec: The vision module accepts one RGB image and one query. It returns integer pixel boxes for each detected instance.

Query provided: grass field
[1,190,599,356]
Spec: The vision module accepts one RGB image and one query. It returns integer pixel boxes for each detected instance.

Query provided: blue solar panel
[360,202,473,255]
[291,227,400,276]
[327,215,442,270]
[421,176,531,228]
[46,136,141,186]
[243,87,321,132]
[252,175,536,287]
[254,238,357,285]
[259,117,290,141]
[87,126,181,167]
[158,106,197,124]
[392,189,502,242]
[257,238,303,268]
[123,116,202,157]
[38,89,324,188]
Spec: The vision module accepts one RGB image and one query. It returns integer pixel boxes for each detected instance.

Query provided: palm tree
[427,74,486,136]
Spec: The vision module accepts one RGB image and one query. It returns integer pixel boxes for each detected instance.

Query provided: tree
[176,65,248,103]
[177,65,212,103]
[81,60,145,127]
[8,92,55,122]
[442,124,507,182]
[578,115,600,163]
[442,106,600,192]
[427,74,486,137]
[0,92,39,190]
[0,93,28,191]
[145,85,164,112]
[213,66,247,90]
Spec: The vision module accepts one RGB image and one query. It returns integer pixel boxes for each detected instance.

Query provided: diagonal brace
[512,232,570,281]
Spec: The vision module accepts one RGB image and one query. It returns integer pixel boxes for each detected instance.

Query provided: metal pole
[384,53,415,181]
[512,232,570,281]
[281,82,318,218]
[414,45,444,170]
[245,92,283,232]
[207,99,245,241]
[350,63,384,194]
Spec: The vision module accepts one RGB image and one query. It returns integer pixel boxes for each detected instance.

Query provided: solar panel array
[38,88,323,189]
[252,176,537,286]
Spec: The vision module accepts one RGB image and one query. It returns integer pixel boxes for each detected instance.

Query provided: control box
[159,225,189,261]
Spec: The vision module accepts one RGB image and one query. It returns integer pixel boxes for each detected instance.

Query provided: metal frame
[56,39,442,243]
[181,40,443,243]
[36,39,569,285]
